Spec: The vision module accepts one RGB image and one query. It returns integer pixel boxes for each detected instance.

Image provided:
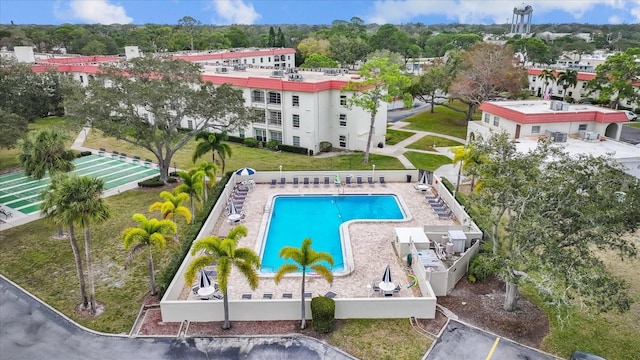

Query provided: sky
[1,0,639,26]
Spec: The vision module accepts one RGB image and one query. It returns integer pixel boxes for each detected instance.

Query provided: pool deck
[181,181,456,301]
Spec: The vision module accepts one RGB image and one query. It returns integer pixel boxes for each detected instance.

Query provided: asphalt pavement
[619,124,640,145]
[0,275,355,360]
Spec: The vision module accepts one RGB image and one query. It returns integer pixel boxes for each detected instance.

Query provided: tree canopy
[587,48,640,109]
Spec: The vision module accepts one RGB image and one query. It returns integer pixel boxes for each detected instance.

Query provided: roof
[527,68,595,81]
[172,48,296,62]
[479,100,628,124]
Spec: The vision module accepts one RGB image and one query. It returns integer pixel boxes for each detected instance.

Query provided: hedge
[311,296,336,333]
[156,171,232,297]
[278,144,309,155]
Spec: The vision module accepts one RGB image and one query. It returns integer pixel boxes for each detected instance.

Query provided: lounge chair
[367,176,374,185]
[436,211,453,219]
[393,283,402,294]
[132,155,141,164]
[345,177,352,186]
[263,292,273,299]
[270,179,277,186]
[371,281,381,292]
[324,177,330,186]
[427,196,442,204]
[282,292,293,299]
[241,293,252,300]
[111,151,119,159]
[279,178,286,186]
[430,202,448,210]
[356,176,363,185]
[313,177,320,186]
[119,153,127,161]
[324,290,338,299]
[191,284,200,296]
[98,148,106,156]
[379,176,386,185]
[303,177,310,186]
[425,193,439,200]
[304,291,313,298]
[143,159,153,167]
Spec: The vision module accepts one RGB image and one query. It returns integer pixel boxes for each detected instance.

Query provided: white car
[623,110,637,121]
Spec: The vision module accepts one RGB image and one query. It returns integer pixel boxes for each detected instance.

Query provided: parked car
[623,110,637,121]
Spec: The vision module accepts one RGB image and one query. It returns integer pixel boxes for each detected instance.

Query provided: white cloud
[364,0,636,24]
[53,0,132,24]
[210,0,260,25]
[608,15,623,24]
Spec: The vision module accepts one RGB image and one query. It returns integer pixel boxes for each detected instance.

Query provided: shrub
[80,151,92,157]
[226,135,245,144]
[311,296,335,333]
[266,140,279,150]
[156,171,232,297]
[468,253,499,283]
[244,138,258,148]
[138,176,165,188]
[319,141,332,153]
[278,144,308,155]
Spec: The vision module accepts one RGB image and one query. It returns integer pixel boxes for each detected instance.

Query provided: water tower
[510,3,533,34]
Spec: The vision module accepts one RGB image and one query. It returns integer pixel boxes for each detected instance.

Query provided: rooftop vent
[270,70,285,78]
[215,66,229,74]
[545,130,567,143]
[549,100,570,111]
[233,65,246,71]
[323,69,339,76]
[288,74,304,82]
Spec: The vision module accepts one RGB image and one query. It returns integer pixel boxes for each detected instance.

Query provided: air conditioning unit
[288,74,304,82]
[270,70,285,78]
[323,69,339,76]
[215,67,229,74]
[583,131,598,141]
[233,65,246,71]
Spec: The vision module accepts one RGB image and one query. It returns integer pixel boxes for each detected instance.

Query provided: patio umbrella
[228,201,238,215]
[382,264,392,285]
[235,167,256,176]
[419,171,427,184]
[199,269,212,289]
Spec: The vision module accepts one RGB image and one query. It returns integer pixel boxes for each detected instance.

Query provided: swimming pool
[259,194,405,273]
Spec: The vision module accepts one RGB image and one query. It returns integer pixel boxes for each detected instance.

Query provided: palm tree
[274,238,334,330]
[537,69,556,98]
[40,174,88,310]
[192,131,232,174]
[17,129,76,179]
[149,191,192,224]
[122,214,177,296]
[557,69,578,102]
[196,161,219,202]
[19,129,76,237]
[184,225,260,330]
[175,170,204,216]
[53,175,110,315]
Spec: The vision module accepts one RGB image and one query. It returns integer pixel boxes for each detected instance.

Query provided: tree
[329,35,369,68]
[537,69,556,98]
[276,27,286,47]
[369,24,410,55]
[408,61,451,113]
[67,57,249,183]
[300,53,338,68]
[0,109,28,150]
[557,70,578,101]
[267,26,276,47]
[192,131,231,174]
[177,16,201,51]
[297,37,331,59]
[274,238,334,330]
[449,43,529,120]
[122,214,177,296]
[225,26,250,48]
[17,129,76,180]
[342,57,412,163]
[40,174,88,310]
[196,161,218,202]
[175,170,204,216]
[149,191,192,224]
[467,133,639,314]
[586,49,640,109]
[185,225,260,329]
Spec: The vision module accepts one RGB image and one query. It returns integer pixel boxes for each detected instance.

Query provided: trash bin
[406,174,412,183]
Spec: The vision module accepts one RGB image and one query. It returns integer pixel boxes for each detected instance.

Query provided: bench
[143,159,153,167]
[111,151,119,159]
[119,153,127,161]
[132,156,141,164]
[98,148,106,156]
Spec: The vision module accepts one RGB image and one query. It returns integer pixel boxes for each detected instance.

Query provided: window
[340,95,347,106]
[484,114,490,123]
[268,57,271,62]
[292,114,300,128]
[293,135,300,147]
[255,128,266,141]
[243,59,247,64]
[239,129,245,138]
[531,77,536,82]
[532,125,540,134]
[339,114,347,127]
[268,111,282,125]
[287,55,290,60]
[252,109,266,124]
[292,95,299,107]
[187,120,193,129]
[252,90,264,103]
[558,90,563,95]
[269,130,283,144]
[268,92,281,104]
[79,75,84,83]
[260,57,263,63]
[493,116,499,127]
[252,58,255,64]
[339,135,347,148]
[568,91,573,97]
[578,124,587,131]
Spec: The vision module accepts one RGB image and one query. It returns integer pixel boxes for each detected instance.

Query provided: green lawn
[327,319,432,360]
[385,129,415,146]
[0,117,79,172]
[624,122,640,129]
[406,135,464,151]
[402,101,472,139]
[83,129,406,171]
[403,151,452,171]
[0,188,187,333]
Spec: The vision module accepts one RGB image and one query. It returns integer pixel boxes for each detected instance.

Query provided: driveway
[424,320,557,360]
[620,124,640,145]
[0,276,355,360]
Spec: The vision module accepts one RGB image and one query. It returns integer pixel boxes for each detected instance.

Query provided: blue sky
[1,0,639,26]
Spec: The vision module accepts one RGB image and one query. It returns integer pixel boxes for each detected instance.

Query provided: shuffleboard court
[0,154,159,216]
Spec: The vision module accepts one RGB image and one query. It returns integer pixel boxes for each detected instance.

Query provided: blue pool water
[260,194,404,273]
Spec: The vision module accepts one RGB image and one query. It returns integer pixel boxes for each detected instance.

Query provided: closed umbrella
[419,171,427,184]
[199,269,212,289]
[382,264,392,284]
[228,201,237,215]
